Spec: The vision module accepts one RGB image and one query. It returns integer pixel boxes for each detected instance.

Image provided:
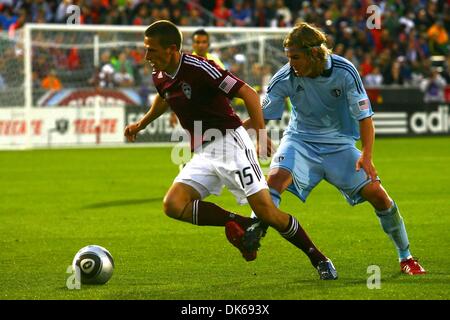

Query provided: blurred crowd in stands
[0,0,449,105]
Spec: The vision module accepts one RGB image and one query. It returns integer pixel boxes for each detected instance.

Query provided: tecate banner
[0,107,124,147]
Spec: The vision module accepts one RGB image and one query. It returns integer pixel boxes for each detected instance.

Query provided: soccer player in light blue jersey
[244,22,426,275]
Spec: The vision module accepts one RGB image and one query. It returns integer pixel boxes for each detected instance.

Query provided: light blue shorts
[270,136,378,206]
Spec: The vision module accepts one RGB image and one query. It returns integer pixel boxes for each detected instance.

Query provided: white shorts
[174,126,268,205]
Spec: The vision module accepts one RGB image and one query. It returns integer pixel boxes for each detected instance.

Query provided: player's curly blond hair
[284,22,332,77]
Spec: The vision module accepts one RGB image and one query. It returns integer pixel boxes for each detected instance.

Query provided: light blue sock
[250,187,281,219]
[376,201,412,261]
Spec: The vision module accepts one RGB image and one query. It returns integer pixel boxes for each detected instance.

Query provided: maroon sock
[280,215,327,267]
[192,200,253,229]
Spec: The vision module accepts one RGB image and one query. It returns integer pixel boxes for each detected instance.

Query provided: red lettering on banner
[0,120,44,136]
[0,120,26,135]
[1,121,10,135]
[101,119,108,133]
[32,120,42,135]
[74,119,117,134]
[110,119,117,133]
[87,119,95,133]
[101,119,117,133]
[16,121,26,134]
[0,121,7,134]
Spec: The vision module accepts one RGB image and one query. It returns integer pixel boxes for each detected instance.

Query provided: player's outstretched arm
[124,94,170,142]
[356,117,378,181]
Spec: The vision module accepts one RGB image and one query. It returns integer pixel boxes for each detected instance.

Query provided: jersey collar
[166,53,184,79]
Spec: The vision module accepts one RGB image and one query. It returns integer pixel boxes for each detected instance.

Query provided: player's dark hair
[145,20,183,50]
[192,29,209,41]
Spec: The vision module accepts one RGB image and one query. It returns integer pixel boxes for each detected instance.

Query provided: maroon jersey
[152,53,244,150]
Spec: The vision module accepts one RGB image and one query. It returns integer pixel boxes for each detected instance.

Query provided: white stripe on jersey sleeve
[184,60,220,79]
[184,55,222,78]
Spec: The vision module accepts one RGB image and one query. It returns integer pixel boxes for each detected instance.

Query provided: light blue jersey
[264,54,377,205]
[263,54,373,144]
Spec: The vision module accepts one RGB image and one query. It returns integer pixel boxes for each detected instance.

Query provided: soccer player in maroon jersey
[124,20,337,279]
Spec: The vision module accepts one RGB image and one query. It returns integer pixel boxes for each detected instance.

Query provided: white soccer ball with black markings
[72,245,114,285]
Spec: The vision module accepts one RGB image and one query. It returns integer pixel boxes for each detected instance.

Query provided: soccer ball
[72,245,114,285]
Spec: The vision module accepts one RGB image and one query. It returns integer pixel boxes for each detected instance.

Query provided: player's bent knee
[373,184,389,201]
[162,195,186,219]
[362,182,391,209]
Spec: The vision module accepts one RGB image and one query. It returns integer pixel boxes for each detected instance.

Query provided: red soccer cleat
[400,258,426,275]
[225,221,257,262]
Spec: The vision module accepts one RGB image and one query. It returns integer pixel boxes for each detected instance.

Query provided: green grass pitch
[1,137,449,300]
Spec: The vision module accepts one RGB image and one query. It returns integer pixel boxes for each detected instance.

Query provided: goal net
[0,24,290,149]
